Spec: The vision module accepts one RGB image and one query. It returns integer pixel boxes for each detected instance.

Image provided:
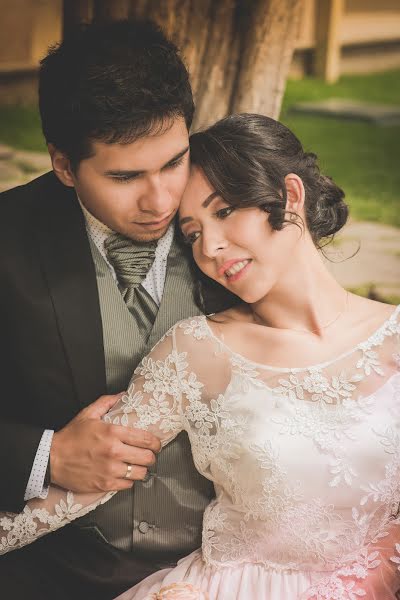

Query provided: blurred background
[0,0,399,303]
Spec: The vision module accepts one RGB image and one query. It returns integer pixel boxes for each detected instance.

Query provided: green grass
[280,69,400,226]
[0,69,399,225]
[0,105,46,152]
[281,69,400,111]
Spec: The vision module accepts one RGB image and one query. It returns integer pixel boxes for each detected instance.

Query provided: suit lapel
[35,174,106,408]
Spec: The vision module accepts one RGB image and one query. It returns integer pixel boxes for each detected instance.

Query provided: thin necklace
[254,290,350,335]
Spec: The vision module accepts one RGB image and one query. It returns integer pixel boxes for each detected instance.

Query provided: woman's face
[179,167,302,304]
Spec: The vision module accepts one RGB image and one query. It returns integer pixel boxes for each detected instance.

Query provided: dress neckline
[202,304,400,373]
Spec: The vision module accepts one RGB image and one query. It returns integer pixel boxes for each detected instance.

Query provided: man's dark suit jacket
[0,172,199,599]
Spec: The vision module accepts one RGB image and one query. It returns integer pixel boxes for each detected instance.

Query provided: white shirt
[24,202,174,500]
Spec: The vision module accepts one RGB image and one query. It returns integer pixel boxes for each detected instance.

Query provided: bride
[1,114,399,600]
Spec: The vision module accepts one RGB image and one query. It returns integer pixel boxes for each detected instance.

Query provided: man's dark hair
[39,19,194,167]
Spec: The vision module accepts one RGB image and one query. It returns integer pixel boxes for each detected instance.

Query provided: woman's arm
[0,325,186,554]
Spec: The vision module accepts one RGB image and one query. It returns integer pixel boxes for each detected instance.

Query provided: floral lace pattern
[1,308,400,600]
[0,491,113,554]
[114,311,400,598]
[176,312,400,597]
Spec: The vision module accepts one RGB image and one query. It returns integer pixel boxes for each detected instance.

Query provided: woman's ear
[284,173,305,216]
[48,143,75,187]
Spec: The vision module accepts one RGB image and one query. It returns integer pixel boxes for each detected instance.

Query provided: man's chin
[124,223,172,243]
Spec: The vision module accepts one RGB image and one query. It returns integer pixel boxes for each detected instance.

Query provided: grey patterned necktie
[104,232,158,330]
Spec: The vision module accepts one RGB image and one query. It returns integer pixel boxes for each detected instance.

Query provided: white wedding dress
[1,308,400,600]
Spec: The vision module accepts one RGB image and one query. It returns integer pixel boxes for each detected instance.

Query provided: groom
[0,20,215,599]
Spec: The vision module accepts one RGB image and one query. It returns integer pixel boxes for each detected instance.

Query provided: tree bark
[94,0,130,22]
[63,0,303,127]
[129,0,240,131]
[63,0,93,38]
[231,0,304,120]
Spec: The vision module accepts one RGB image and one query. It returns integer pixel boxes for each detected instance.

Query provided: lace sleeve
[0,324,187,555]
[103,325,186,447]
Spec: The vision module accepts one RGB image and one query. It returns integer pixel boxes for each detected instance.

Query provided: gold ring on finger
[124,464,133,480]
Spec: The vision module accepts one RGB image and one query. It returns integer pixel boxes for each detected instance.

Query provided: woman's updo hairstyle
[188,113,349,314]
[189,113,348,246]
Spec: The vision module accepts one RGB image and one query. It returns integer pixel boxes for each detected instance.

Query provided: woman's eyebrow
[179,192,220,226]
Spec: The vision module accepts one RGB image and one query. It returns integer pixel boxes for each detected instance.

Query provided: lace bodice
[1,307,400,600]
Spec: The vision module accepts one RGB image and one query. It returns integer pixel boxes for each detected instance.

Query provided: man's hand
[50,394,161,493]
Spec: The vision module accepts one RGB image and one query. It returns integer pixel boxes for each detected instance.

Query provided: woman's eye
[183,231,200,245]
[215,207,234,219]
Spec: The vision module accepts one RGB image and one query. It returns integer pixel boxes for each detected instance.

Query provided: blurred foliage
[280,69,400,226]
[0,105,45,152]
[0,69,399,226]
[281,69,400,111]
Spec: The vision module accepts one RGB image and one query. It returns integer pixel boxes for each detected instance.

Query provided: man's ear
[48,143,75,187]
[284,173,305,216]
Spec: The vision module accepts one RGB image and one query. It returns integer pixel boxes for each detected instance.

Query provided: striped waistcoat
[76,234,215,558]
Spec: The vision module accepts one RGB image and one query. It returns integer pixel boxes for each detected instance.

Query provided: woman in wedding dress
[0,114,399,600]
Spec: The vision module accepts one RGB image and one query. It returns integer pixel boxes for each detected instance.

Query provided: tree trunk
[65,0,303,128]
[129,0,240,131]
[63,0,93,38]
[231,0,303,119]
[94,0,130,22]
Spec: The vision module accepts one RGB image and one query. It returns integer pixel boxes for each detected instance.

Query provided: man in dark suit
[0,19,214,599]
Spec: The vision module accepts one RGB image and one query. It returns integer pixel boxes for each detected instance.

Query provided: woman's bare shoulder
[346,293,397,330]
[210,303,254,325]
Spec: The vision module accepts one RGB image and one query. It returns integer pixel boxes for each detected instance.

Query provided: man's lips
[134,213,173,228]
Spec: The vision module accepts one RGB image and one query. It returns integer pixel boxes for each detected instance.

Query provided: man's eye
[165,156,185,170]
[183,231,200,245]
[215,207,234,219]
[111,175,139,183]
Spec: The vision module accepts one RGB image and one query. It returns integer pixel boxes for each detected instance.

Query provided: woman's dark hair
[39,19,194,168]
[188,113,348,314]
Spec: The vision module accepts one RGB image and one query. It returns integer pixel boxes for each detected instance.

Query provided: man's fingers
[111,479,135,491]
[116,425,161,453]
[84,393,126,419]
[118,445,156,468]
[119,464,148,481]
[99,465,148,491]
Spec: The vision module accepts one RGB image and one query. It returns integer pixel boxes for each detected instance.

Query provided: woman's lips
[226,260,251,283]
[219,259,252,283]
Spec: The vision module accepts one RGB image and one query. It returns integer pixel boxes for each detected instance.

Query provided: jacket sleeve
[0,325,185,555]
[0,419,46,512]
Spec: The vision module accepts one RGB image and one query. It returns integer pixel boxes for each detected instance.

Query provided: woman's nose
[201,230,227,258]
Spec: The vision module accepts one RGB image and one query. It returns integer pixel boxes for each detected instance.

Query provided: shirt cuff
[24,429,54,501]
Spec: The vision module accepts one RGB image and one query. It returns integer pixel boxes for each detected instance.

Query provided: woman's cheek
[194,250,217,281]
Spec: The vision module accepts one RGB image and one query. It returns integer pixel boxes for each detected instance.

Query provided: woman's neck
[250,237,347,337]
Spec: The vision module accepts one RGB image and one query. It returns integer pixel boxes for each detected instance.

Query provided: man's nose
[139,175,170,215]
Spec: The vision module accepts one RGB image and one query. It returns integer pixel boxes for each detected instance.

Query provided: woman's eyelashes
[215,206,234,219]
[183,231,201,245]
[182,206,235,245]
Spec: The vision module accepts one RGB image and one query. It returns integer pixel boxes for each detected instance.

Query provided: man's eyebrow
[104,146,189,178]
[179,191,220,226]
